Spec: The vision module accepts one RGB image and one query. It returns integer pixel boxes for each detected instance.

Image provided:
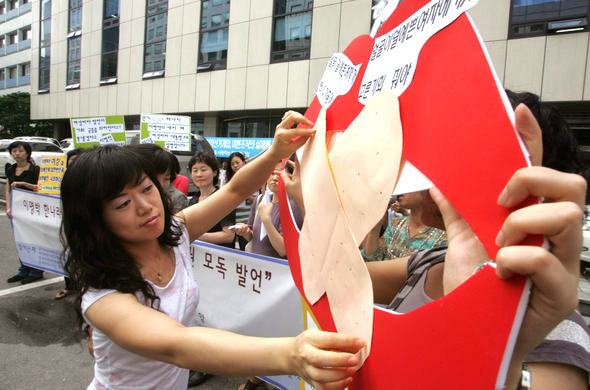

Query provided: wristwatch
[519,364,531,390]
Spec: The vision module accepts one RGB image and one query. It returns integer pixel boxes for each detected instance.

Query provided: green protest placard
[140,114,191,151]
[70,116,126,149]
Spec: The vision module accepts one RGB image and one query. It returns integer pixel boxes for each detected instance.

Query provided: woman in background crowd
[131,144,188,213]
[227,152,258,250]
[188,152,235,248]
[362,190,446,261]
[5,140,43,285]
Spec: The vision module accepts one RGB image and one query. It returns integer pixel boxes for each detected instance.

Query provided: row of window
[0,61,30,89]
[0,25,31,56]
[0,0,30,23]
[38,0,588,94]
[509,0,589,38]
[38,0,314,93]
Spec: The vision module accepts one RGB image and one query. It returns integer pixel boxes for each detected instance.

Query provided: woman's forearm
[260,217,286,257]
[198,230,234,245]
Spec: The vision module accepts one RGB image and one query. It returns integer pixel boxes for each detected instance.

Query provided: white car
[60,138,75,153]
[14,136,61,148]
[0,140,65,178]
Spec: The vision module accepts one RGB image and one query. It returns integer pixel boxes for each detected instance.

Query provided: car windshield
[31,143,62,152]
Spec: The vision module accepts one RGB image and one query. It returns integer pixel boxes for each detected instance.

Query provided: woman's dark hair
[506,89,590,202]
[66,148,84,167]
[129,143,171,176]
[506,90,585,174]
[226,152,246,182]
[188,152,219,186]
[60,145,182,323]
[168,153,181,182]
[9,141,32,163]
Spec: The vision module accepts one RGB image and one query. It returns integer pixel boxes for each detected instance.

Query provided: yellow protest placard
[37,156,66,194]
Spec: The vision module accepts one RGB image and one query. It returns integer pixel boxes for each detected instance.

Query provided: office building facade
[28,0,590,145]
[0,0,32,96]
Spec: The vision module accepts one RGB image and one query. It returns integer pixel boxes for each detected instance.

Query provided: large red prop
[279,0,541,387]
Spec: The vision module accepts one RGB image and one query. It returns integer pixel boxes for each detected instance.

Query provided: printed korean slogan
[140,114,191,152]
[11,189,64,275]
[70,116,126,148]
[37,155,66,195]
[206,137,273,158]
[191,241,316,390]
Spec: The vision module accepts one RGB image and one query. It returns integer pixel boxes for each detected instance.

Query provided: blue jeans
[17,260,43,277]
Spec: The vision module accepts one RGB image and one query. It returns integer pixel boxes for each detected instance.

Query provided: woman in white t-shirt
[60,112,364,390]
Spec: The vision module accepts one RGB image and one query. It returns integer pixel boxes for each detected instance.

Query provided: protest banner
[206,137,273,158]
[70,116,126,148]
[191,241,317,390]
[37,155,66,195]
[140,114,191,152]
[10,189,65,275]
[280,0,538,388]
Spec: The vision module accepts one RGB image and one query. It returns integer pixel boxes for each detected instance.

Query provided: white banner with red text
[191,241,319,390]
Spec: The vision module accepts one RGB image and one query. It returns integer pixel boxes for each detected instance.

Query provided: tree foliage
[0,92,53,138]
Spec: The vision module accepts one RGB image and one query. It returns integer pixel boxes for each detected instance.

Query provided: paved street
[0,200,248,389]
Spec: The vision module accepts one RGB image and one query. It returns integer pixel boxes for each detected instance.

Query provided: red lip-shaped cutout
[281,0,541,387]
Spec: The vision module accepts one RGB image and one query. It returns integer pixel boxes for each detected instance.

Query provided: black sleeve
[6,164,15,184]
[219,208,236,228]
[31,164,40,183]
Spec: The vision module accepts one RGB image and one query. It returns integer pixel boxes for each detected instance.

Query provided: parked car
[125,131,214,194]
[0,140,65,178]
[14,136,61,148]
[60,138,75,153]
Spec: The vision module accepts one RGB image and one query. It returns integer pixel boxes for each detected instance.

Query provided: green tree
[0,92,53,138]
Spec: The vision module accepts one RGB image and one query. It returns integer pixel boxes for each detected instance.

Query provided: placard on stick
[140,114,191,152]
[70,116,126,148]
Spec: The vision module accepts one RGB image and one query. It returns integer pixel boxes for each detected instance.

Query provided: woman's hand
[495,167,585,387]
[234,223,251,238]
[281,158,305,213]
[268,111,315,162]
[258,202,273,223]
[288,329,365,389]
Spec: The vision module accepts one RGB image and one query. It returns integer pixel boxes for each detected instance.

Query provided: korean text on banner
[191,241,311,390]
[206,137,272,158]
[140,114,191,152]
[38,155,66,195]
[11,189,65,275]
[70,116,126,149]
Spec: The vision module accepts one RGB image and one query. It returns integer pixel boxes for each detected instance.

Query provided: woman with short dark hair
[5,140,43,284]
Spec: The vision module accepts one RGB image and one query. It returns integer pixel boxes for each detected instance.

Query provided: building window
[143,0,168,77]
[0,36,4,48]
[101,0,119,83]
[198,0,230,71]
[38,0,51,92]
[20,62,29,76]
[67,36,81,86]
[222,116,283,138]
[69,0,82,32]
[8,66,16,79]
[8,32,16,44]
[509,0,589,38]
[8,0,16,11]
[271,0,312,63]
[20,26,31,41]
[0,2,5,16]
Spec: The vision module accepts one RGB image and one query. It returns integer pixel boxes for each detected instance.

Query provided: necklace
[149,248,172,285]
